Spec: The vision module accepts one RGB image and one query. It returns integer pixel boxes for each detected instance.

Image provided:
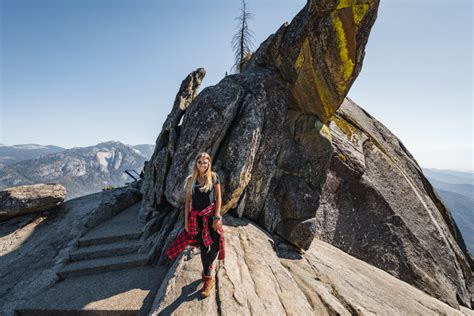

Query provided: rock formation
[0,183,66,221]
[0,186,141,314]
[1,1,470,315]
[140,68,206,221]
[139,0,472,310]
[3,193,471,315]
[149,216,473,316]
[317,97,472,308]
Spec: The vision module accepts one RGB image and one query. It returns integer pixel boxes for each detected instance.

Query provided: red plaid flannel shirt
[166,202,225,261]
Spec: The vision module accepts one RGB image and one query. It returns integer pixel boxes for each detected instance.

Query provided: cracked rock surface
[150,216,473,316]
[0,187,141,315]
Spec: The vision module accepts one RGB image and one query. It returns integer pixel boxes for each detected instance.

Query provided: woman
[166,152,225,298]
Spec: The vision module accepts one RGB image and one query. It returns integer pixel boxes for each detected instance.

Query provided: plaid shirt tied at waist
[166,202,225,261]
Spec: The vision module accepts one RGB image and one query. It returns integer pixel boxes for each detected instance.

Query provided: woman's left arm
[213,182,222,230]
[215,182,221,216]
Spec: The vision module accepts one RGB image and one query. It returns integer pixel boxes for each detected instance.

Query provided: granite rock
[0,183,66,221]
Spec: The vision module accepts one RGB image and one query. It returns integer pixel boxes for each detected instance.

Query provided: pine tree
[231,0,255,73]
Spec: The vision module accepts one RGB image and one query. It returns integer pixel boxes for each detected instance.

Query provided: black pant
[196,216,220,277]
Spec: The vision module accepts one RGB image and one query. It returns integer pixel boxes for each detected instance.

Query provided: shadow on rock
[158,280,202,316]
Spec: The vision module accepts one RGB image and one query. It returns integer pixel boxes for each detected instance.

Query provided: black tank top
[192,173,219,211]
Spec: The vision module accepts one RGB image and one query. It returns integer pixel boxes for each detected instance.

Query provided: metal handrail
[125,169,140,181]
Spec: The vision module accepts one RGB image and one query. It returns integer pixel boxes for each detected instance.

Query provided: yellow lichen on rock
[338,152,348,161]
[292,37,334,122]
[337,0,354,10]
[332,114,359,144]
[319,123,333,144]
[332,13,355,93]
[353,3,369,26]
[295,45,305,73]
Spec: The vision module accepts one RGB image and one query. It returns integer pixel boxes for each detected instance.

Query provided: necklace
[197,175,205,184]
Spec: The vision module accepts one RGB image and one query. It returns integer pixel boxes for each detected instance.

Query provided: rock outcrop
[0,186,141,315]
[140,68,206,221]
[149,216,473,316]
[315,97,472,308]
[0,183,66,221]
[2,192,471,315]
[2,1,470,314]
[140,0,471,310]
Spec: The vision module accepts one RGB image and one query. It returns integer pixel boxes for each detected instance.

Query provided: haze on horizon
[1,0,472,172]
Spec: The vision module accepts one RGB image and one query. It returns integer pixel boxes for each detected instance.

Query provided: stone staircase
[16,202,168,315]
[57,203,149,279]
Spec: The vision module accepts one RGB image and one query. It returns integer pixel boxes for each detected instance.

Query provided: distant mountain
[0,141,148,200]
[424,168,474,254]
[132,144,155,160]
[422,168,474,185]
[427,178,473,199]
[435,189,474,254]
[0,144,66,166]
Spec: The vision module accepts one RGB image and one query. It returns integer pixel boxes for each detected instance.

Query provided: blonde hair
[183,152,217,194]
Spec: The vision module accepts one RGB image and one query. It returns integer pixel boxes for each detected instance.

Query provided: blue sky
[1,0,472,171]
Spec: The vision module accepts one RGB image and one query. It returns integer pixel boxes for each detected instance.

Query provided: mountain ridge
[0,141,154,199]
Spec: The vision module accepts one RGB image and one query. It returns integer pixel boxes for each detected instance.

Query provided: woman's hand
[212,218,222,231]
[184,221,189,233]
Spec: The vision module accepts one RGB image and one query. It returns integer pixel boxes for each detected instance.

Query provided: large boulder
[317,98,472,308]
[248,0,379,123]
[0,183,66,221]
[140,0,472,310]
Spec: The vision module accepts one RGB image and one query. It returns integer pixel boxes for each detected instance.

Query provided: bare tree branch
[231,0,255,73]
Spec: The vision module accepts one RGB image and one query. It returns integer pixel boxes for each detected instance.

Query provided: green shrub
[102,185,115,191]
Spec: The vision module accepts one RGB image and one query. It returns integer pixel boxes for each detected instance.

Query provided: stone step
[58,253,150,279]
[77,222,143,247]
[16,265,168,316]
[76,202,143,248]
[69,239,143,262]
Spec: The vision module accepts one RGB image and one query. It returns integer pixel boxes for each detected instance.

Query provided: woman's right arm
[184,190,192,232]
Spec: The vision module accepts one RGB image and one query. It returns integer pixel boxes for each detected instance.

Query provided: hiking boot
[201,275,214,298]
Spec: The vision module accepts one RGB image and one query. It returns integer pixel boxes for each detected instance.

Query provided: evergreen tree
[231,0,255,73]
